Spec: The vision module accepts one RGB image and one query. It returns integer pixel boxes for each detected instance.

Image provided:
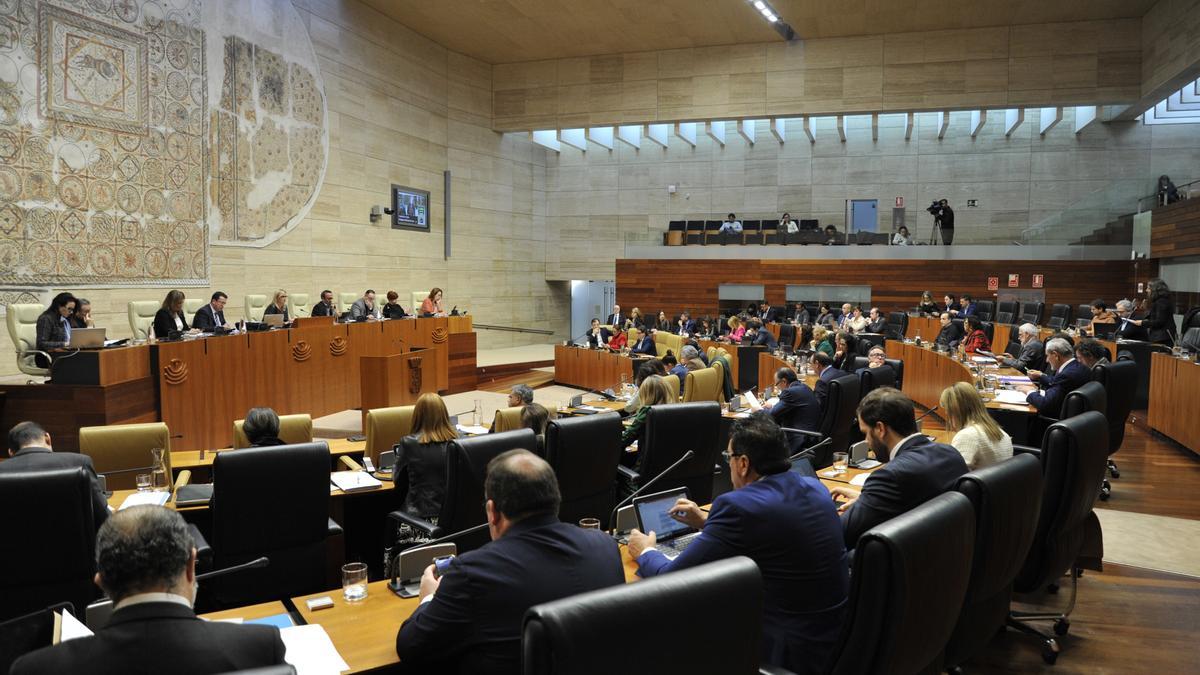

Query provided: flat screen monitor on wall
[391,184,430,231]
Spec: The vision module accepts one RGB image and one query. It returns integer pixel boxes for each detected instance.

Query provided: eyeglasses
[721,450,743,463]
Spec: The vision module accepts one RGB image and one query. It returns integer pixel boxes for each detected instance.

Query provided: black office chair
[544,414,622,529]
[994,301,1018,325]
[741,220,762,245]
[975,300,994,322]
[1046,304,1072,330]
[1008,412,1108,664]
[1075,304,1092,325]
[684,221,704,245]
[1059,380,1106,420]
[1183,306,1200,330]
[389,429,538,554]
[825,492,976,675]
[850,356,904,389]
[1182,326,1200,352]
[0,602,75,674]
[1091,360,1137,500]
[760,219,781,244]
[620,402,721,504]
[1020,302,1044,326]
[209,443,341,608]
[0,468,98,621]
[856,364,897,397]
[778,323,796,349]
[981,321,994,344]
[702,220,722,245]
[943,455,1043,671]
[885,312,908,340]
[814,374,860,469]
[855,334,884,351]
[665,220,685,244]
[523,558,767,675]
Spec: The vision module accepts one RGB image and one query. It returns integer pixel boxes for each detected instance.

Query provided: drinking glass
[472,400,482,426]
[578,518,601,530]
[832,452,849,475]
[135,473,152,491]
[342,562,368,602]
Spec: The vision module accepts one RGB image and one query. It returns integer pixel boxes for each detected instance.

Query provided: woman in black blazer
[1131,278,1177,345]
[153,289,189,338]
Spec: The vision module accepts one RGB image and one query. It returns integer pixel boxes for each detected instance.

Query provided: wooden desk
[51,345,152,385]
[171,438,367,471]
[905,315,942,341]
[200,600,289,622]
[553,345,645,391]
[107,470,395,512]
[1148,353,1200,453]
[888,341,1035,415]
[293,581,418,673]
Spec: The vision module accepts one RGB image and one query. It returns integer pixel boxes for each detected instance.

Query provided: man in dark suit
[935,312,963,349]
[628,413,848,675]
[584,318,611,348]
[759,302,781,324]
[2,421,109,529]
[630,330,656,355]
[812,352,847,412]
[312,289,337,317]
[865,307,888,334]
[675,311,696,337]
[12,506,286,675]
[1114,299,1149,341]
[952,294,977,318]
[766,368,822,455]
[828,388,968,549]
[746,320,777,349]
[192,291,229,331]
[395,450,624,674]
[604,303,623,329]
[1000,323,1045,373]
[1020,337,1092,416]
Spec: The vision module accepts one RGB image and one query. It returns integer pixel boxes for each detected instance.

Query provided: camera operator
[926,199,955,245]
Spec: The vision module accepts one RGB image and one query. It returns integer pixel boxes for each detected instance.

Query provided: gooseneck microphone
[196,556,269,581]
[915,405,940,424]
[608,450,695,537]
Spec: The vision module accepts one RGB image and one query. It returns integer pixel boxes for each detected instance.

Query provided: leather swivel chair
[289,292,311,318]
[813,375,861,469]
[127,300,159,340]
[856,364,897,398]
[243,294,268,323]
[183,298,205,316]
[975,300,994,322]
[1090,361,1136,500]
[1020,302,1044,326]
[491,407,524,433]
[1008,412,1109,665]
[389,430,538,555]
[981,321,994,344]
[5,303,51,380]
[885,312,908,340]
[365,405,415,465]
[778,323,796,349]
[1046,304,1072,331]
[544,414,622,529]
[337,292,358,315]
[620,402,721,504]
[209,442,341,608]
[0,468,99,621]
[994,301,1018,325]
[682,367,721,403]
[661,374,681,399]
[523,557,767,675]
[232,414,313,449]
[1183,306,1200,331]
[0,602,75,673]
[943,454,1044,670]
[849,356,904,389]
[79,422,173,491]
[1058,381,1106,420]
[1182,326,1200,352]
[825,492,976,675]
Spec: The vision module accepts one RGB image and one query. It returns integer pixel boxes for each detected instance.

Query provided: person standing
[938,199,955,245]
[1128,278,1177,345]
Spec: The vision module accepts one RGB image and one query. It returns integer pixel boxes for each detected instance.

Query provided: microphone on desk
[197,556,270,581]
[789,436,833,462]
[608,450,695,538]
[915,405,940,425]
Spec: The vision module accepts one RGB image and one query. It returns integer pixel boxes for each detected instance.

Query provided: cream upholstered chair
[706,346,717,361]
[183,298,205,316]
[244,294,268,322]
[654,332,683,358]
[79,422,176,491]
[628,327,640,345]
[491,407,524,433]
[365,405,415,464]
[411,291,427,313]
[127,301,159,340]
[6,304,51,379]
[232,413,313,449]
[710,360,727,402]
[683,368,722,403]
[290,292,311,318]
[662,374,681,400]
[338,293,358,314]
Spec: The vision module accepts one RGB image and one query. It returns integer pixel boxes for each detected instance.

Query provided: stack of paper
[970,355,997,364]
[998,375,1032,385]
[280,624,350,674]
[329,471,382,493]
[455,424,489,435]
[55,610,93,643]
[993,390,1031,405]
[118,491,170,510]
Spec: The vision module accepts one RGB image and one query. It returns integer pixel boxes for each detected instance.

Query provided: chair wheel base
[1053,618,1070,636]
[1043,640,1060,664]
[1110,469,1120,479]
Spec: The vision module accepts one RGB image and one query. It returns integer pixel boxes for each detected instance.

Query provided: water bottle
[150,447,169,492]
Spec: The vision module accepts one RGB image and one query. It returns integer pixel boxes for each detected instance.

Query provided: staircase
[1074,213,1134,245]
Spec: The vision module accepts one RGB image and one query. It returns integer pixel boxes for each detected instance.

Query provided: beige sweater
[952,424,1014,470]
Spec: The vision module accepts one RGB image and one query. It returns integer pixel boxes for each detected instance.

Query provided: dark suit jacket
[585,327,611,348]
[35,312,69,352]
[192,304,226,331]
[792,309,810,325]
[1145,296,1177,345]
[152,308,189,339]
[0,447,108,529]
[960,302,977,317]
[604,313,623,328]
[841,435,968,548]
[395,514,624,675]
[935,321,963,347]
[637,472,848,675]
[770,382,822,454]
[631,334,656,355]
[751,330,777,349]
[760,307,781,324]
[1115,317,1149,341]
[1002,338,1044,373]
[262,303,290,321]
[11,601,286,675]
[1026,359,1092,416]
[676,319,696,336]
[814,366,847,412]
[383,303,409,319]
[312,300,336,317]
[865,318,887,334]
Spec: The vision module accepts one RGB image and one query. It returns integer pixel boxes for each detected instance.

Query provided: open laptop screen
[633,488,693,542]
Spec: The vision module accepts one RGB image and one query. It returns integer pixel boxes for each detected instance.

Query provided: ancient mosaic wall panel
[0,0,208,287]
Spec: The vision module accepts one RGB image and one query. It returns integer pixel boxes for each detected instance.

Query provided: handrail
[473,323,554,336]
[1136,178,1199,213]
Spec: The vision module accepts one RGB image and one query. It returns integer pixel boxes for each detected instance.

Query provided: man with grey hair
[1114,299,1149,341]
[999,323,1045,373]
[1018,337,1091,415]
[12,506,286,674]
[507,384,534,408]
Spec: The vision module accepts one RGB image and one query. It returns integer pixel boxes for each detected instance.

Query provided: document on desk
[997,375,1032,385]
[280,624,349,674]
[118,491,170,510]
[456,424,489,435]
[330,470,382,493]
[54,609,94,643]
[992,390,1031,405]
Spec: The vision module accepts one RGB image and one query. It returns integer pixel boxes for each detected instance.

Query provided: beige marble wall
[0,0,564,377]
[544,111,1200,281]
[493,20,1143,131]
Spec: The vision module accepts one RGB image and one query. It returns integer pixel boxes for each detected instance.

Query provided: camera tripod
[927,216,944,245]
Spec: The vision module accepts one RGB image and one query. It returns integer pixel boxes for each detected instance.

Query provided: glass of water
[832,452,849,475]
[578,518,601,530]
[135,473,152,491]
[342,562,368,602]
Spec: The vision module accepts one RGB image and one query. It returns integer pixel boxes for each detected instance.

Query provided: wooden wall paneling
[1149,353,1200,452]
[155,340,213,451]
[205,334,251,449]
[280,324,326,418]
[0,379,157,454]
[448,332,478,394]
[1150,198,1200,259]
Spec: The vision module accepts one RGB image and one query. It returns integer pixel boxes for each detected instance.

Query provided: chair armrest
[1013,444,1041,459]
[17,349,53,363]
[187,524,212,570]
[338,455,362,471]
[616,465,641,483]
[387,510,438,536]
[759,666,798,675]
[175,469,192,489]
[327,517,343,537]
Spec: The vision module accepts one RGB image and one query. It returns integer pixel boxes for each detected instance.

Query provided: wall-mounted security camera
[369,205,395,223]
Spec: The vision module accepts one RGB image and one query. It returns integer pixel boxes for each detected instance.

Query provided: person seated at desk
[395,450,623,674]
[262,289,291,324]
[917,291,939,316]
[815,303,836,328]
[960,316,992,355]
[791,302,811,325]
[391,394,461,551]
[607,326,628,351]
[623,360,668,414]
[720,315,745,344]
[1086,299,1117,335]
[717,212,742,236]
[627,413,848,675]
[630,329,657,355]
[12,506,286,675]
[382,290,409,319]
[312,289,337,317]
[653,310,672,332]
[832,332,857,371]
[349,289,378,321]
[604,303,623,329]
[675,311,696,337]
[521,403,551,454]
[35,292,76,364]
[764,368,821,456]
[811,325,834,356]
[68,297,95,329]
[891,225,914,246]
[823,225,841,245]
[420,287,446,317]
[935,312,963,350]
[192,291,230,332]
[858,345,890,373]
[812,352,847,412]
[1075,339,1111,370]
[662,352,686,393]
[627,307,645,330]
[865,307,887,334]
[940,382,1012,470]
[827,388,968,549]
[153,290,192,339]
[759,302,781,324]
[1018,338,1091,416]
[507,384,533,409]
[693,316,715,339]
[746,320,777,349]
[243,407,286,447]
[584,318,610,348]
[1113,299,1148,341]
[942,294,958,315]
[1000,323,1044,373]
[951,294,977,318]
[2,421,108,530]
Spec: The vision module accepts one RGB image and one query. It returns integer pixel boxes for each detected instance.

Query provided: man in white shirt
[718,213,743,235]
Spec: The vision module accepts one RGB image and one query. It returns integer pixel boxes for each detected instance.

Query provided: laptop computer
[263,313,285,327]
[1091,322,1117,339]
[632,487,701,560]
[67,327,105,349]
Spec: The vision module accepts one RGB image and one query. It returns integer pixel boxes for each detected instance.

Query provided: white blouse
[952,424,1013,470]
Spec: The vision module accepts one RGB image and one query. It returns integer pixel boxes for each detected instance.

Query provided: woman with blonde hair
[940,382,1012,469]
[812,325,834,355]
[397,393,459,520]
[722,315,745,343]
[263,289,290,323]
[629,307,644,330]
[621,375,676,452]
